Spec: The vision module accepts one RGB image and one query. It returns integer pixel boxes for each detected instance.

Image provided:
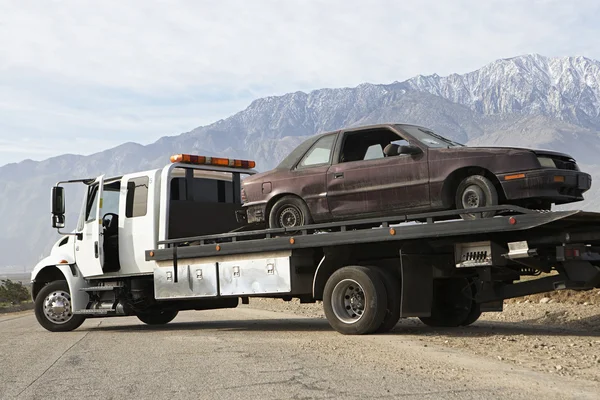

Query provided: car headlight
[537,157,556,168]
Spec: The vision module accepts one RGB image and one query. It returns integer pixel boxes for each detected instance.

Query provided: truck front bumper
[500,169,592,205]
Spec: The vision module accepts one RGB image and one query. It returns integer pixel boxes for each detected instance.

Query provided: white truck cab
[31,155,255,331]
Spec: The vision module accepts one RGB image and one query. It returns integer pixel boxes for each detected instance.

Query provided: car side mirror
[383,144,422,157]
[51,186,65,228]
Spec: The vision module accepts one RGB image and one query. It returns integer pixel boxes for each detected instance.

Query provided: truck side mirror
[51,186,65,228]
[52,214,65,229]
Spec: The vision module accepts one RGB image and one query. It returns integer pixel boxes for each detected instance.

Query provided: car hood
[445,146,575,160]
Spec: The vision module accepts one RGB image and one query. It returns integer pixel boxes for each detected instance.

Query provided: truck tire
[136,309,179,325]
[372,267,401,334]
[268,196,313,229]
[418,278,474,328]
[35,280,86,332]
[456,175,498,219]
[460,280,482,326]
[323,266,388,335]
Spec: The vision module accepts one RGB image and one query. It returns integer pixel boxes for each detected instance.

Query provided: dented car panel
[242,123,591,224]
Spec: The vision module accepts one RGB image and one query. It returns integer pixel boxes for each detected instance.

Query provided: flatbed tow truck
[32,154,600,334]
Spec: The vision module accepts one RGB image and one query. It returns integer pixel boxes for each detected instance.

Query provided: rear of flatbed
[146,205,600,334]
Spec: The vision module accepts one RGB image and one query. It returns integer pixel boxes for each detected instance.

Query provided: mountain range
[2,53,600,270]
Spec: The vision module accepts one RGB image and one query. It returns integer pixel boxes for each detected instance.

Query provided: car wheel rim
[279,206,302,228]
[331,279,366,324]
[43,290,73,324]
[461,185,485,209]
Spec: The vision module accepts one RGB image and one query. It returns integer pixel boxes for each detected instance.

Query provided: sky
[0,0,599,165]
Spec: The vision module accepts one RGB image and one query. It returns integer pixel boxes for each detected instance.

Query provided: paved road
[1,308,598,400]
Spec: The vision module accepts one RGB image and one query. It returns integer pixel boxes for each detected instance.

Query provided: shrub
[0,279,30,304]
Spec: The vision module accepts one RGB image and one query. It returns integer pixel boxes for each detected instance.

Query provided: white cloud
[0,0,599,164]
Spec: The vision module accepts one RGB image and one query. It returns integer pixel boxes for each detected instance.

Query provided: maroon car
[241,124,592,229]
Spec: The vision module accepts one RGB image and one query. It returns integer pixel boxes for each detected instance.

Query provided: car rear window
[276,135,323,169]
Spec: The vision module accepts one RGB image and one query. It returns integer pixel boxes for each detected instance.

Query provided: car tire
[268,196,313,229]
[455,175,498,219]
[34,280,86,332]
[323,266,388,335]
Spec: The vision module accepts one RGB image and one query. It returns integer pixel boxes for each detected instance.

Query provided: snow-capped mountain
[398,54,600,129]
[1,54,600,270]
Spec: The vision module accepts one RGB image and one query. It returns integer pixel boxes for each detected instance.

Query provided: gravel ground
[243,296,600,382]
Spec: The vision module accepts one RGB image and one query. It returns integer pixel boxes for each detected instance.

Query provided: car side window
[363,144,384,160]
[339,128,410,163]
[297,135,336,168]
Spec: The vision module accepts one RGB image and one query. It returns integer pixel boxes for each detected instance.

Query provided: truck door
[75,175,105,277]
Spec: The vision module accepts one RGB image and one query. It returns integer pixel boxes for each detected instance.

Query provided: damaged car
[241,124,592,229]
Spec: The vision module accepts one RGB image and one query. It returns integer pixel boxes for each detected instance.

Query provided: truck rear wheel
[419,278,475,328]
[323,266,388,335]
[372,267,401,334]
[35,280,86,332]
[136,308,179,325]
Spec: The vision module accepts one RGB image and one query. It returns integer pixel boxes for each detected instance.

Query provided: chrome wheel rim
[461,185,484,209]
[43,290,73,324]
[331,279,366,324]
[279,206,302,228]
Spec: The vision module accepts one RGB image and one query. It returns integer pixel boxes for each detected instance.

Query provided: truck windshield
[397,125,464,148]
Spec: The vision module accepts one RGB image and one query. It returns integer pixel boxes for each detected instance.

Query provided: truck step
[73,308,116,315]
[79,286,121,292]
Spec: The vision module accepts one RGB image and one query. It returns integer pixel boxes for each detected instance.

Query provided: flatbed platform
[146,205,600,261]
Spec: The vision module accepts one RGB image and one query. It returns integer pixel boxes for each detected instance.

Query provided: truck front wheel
[35,280,86,332]
[323,266,388,335]
[136,308,179,325]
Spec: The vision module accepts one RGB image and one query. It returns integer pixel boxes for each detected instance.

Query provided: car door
[75,175,105,277]
[327,129,429,218]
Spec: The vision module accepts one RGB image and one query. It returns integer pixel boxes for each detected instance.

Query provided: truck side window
[126,177,149,218]
[85,186,99,222]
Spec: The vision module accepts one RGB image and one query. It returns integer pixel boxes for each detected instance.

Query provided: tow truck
[32,154,600,334]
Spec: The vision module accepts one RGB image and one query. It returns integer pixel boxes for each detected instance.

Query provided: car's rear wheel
[268,196,313,229]
[455,175,498,219]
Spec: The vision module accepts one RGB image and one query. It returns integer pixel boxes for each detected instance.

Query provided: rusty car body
[241,124,592,229]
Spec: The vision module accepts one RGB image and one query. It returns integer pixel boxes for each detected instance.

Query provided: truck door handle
[94,241,99,258]
[334,173,344,179]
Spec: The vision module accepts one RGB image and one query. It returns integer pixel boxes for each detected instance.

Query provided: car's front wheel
[455,175,498,219]
[268,196,313,229]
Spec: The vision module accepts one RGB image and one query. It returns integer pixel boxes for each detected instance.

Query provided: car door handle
[334,173,344,179]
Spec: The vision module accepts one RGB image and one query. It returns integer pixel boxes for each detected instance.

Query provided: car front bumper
[499,169,592,205]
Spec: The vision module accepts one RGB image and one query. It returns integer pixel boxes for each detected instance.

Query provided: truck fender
[312,252,349,300]
[31,259,88,312]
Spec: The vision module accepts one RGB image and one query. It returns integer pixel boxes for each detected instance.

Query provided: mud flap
[399,252,433,317]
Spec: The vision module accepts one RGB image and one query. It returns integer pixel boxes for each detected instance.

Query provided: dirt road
[1,305,599,400]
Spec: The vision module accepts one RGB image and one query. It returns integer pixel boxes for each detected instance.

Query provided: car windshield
[397,125,464,148]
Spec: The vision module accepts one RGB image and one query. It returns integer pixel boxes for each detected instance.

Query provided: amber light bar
[170,154,256,169]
